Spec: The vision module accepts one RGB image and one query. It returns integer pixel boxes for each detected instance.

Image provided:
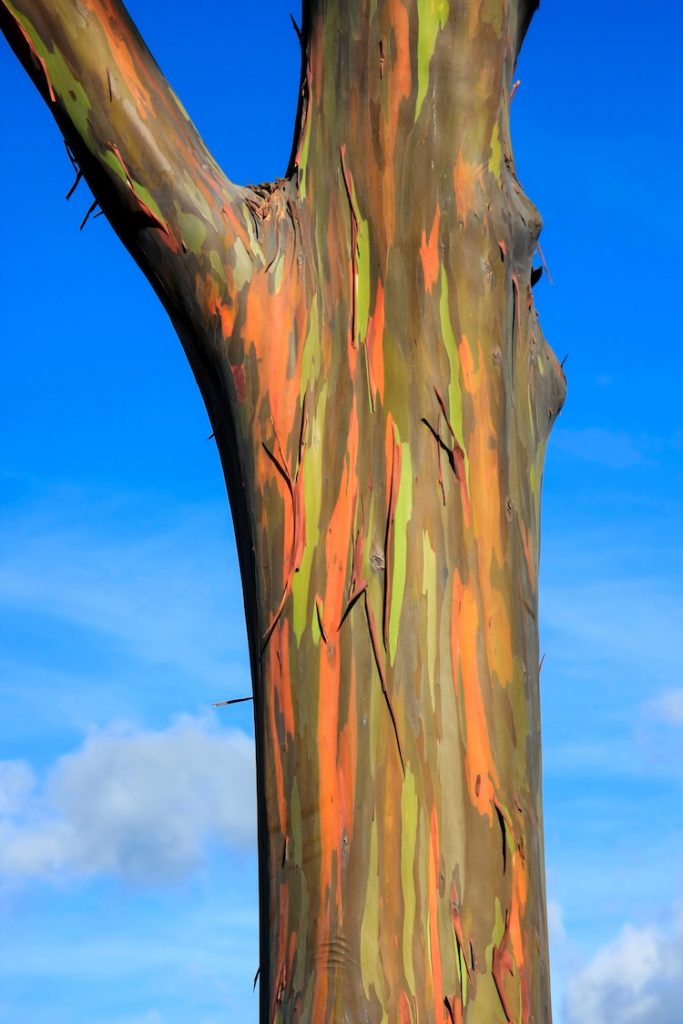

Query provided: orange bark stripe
[451,572,499,819]
[420,208,440,293]
[84,0,152,117]
[203,274,236,339]
[493,846,532,1024]
[245,275,299,427]
[398,990,413,1024]
[509,848,531,1020]
[453,153,483,228]
[459,333,514,685]
[467,0,483,38]
[310,966,328,1024]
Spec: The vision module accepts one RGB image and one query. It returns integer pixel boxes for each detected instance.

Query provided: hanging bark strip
[1,0,566,1020]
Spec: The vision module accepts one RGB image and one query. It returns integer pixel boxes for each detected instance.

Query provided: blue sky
[1,2,682,1021]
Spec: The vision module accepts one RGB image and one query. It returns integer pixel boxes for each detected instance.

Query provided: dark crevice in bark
[496,802,509,874]
[286,2,311,179]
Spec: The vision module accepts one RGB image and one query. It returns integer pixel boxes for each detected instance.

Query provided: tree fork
[1,0,565,1021]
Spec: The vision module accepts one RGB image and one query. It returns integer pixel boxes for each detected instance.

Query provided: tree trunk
[1,1,565,1021]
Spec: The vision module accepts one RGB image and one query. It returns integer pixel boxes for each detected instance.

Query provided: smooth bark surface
[1,1,565,1020]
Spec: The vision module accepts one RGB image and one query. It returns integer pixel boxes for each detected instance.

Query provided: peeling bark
[1,0,566,1021]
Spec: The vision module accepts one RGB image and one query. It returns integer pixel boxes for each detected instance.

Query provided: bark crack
[339,144,360,349]
[364,591,405,775]
[422,387,471,522]
[261,397,308,650]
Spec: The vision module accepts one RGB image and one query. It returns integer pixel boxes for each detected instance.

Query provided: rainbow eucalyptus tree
[1,0,565,1020]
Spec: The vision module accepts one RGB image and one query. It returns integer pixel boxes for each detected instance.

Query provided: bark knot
[370,549,385,573]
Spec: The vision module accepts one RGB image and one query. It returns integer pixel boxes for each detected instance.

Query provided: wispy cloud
[548,899,568,944]
[0,491,249,692]
[0,716,256,884]
[648,689,683,725]
[0,890,260,1022]
[564,914,683,1024]
[542,574,683,684]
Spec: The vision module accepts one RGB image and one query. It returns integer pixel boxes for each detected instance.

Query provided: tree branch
[0,0,267,342]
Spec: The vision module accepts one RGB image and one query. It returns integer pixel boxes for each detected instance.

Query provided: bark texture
[1,0,565,1021]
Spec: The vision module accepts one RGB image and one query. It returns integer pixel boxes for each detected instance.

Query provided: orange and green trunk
[1,0,565,1020]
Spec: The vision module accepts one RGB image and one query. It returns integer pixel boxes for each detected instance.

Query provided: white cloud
[548,899,567,943]
[564,918,683,1024]
[0,716,256,884]
[649,690,683,725]
[0,760,35,816]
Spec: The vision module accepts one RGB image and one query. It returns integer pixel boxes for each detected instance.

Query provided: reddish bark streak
[231,363,247,401]
[492,910,515,1023]
[106,141,170,234]
[14,18,55,101]
[449,881,472,986]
